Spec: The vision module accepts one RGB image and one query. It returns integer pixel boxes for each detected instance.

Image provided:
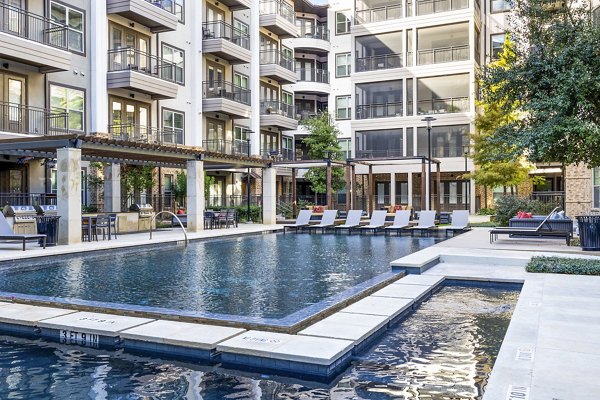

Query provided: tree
[121,165,155,196]
[171,171,215,207]
[300,112,346,195]
[480,0,600,167]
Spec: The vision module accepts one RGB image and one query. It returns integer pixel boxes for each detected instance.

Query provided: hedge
[526,256,600,275]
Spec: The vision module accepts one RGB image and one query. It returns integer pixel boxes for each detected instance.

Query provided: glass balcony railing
[296,26,329,41]
[202,21,250,50]
[417,45,469,65]
[259,0,295,23]
[259,49,295,71]
[296,68,329,83]
[355,102,403,119]
[417,97,470,115]
[260,100,295,119]
[355,4,402,24]
[202,81,251,105]
[355,53,403,72]
[407,0,469,16]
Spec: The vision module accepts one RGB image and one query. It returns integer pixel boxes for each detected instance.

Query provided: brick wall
[565,163,592,217]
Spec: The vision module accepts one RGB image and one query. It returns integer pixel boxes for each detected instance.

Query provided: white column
[425,166,431,211]
[390,173,396,205]
[262,167,277,225]
[186,160,205,232]
[407,172,413,207]
[90,1,108,133]
[57,148,82,245]
[470,178,476,214]
[190,0,203,147]
[249,0,261,156]
[103,163,121,212]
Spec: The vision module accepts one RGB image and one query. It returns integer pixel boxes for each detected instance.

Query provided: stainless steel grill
[34,204,58,216]
[3,205,38,234]
[129,203,154,231]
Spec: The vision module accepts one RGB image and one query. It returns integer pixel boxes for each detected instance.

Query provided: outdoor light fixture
[421,116,436,211]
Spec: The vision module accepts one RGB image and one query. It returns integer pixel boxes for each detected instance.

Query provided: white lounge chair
[384,210,412,236]
[307,210,338,234]
[408,210,437,236]
[283,209,313,234]
[359,210,388,234]
[0,213,46,251]
[443,210,471,237]
[334,210,363,234]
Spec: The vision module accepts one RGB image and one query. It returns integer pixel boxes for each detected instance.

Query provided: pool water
[0,285,518,399]
[0,234,439,321]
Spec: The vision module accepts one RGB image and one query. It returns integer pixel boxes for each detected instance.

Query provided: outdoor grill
[34,204,58,216]
[3,205,38,234]
[129,203,155,231]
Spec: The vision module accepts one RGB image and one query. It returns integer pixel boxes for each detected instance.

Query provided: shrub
[494,195,561,226]
[526,256,600,275]
[210,205,262,223]
[477,207,496,216]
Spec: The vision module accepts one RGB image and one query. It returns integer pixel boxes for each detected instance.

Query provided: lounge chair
[384,210,412,236]
[443,210,471,237]
[408,210,437,236]
[334,210,363,234]
[358,210,388,234]
[306,210,338,234]
[283,209,312,233]
[0,213,46,251]
[489,207,570,245]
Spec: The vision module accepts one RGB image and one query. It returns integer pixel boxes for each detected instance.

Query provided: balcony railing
[260,100,295,119]
[108,124,182,145]
[107,48,177,83]
[259,0,295,23]
[202,21,250,50]
[296,110,318,121]
[0,101,69,136]
[296,68,329,83]
[144,0,176,14]
[297,25,329,41]
[259,49,294,71]
[417,97,469,115]
[416,144,469,157]
[203,139,249,156]
[355,4,402,24]
[417,45,469,65]
[355,149,404,159]
[202,81,251,105]
[407,0,469,16]
[0,3,69,49]
[356,102,403,119]
[355,53,403,72]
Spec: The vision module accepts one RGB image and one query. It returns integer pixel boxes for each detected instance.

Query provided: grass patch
[526,256,600,275]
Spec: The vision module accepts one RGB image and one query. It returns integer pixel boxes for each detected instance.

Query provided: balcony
[106,0,178,33]
[294,68,330,94]
[356,102,403,119]
[259,50,296,84]
[202,21,251,64]
[417,97,470,115]
[417,45,469,65]
[107,48,179,100]
[260,101,298,130]
[0,3,72,72]
[355,4,402,24]
[355,149,404,159]
[355,53,403,72]
[407,0,469,16]
[202,81,252,119]
[203,140,250,156]
[108,124,183,145]
[0,101,72,137]
[289,26,330,55]
[259,0,298,38]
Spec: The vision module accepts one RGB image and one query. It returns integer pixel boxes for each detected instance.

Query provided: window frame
[48,82,86,133]
[161,42,185,85]
[490,32,506,60]
[48,0,86,55]
[234,72,249,89]
[335,95,351,120]
[335,52,351,77]
[335,11,351,35]
[175,0,185,23]
[161,107,185,145]
[282,91,293,105]
[490,0,513,13]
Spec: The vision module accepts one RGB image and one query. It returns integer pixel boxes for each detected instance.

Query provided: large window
[50,84,85,132]
[162,44,185,84]
[234,73,249,89]
[50,1,84,53]
[417,74,469,115]
[335,12,351,34]
[355,129,403,158]
[594,168,600,208]
[491,0,512,12]
[416,124,468,158]
[355,32,403,72]
[175,0,185,22]
[339,139,351,160]
[355,80,403,119]
[162,109,184,144]
[491,33,506,59]
[336,95,351,120]
[336,53,351,77]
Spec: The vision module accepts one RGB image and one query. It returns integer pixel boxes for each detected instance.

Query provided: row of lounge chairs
[284,209,471,237]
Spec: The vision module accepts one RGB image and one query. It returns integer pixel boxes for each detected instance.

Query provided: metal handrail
[0,100,70,136]
[355,4,402,24]
[107,48,177,83]
[0,2,69,49]
[259,49,295,71]
[202,81,251,105]
[356,101,403,119]
[296,25,329,41]
[202,20,250,49]
[417,45,469,65]
[355,53,403,72]
[144,0,176,14]
[107,123,182,145]
[150,211,188,246]
[259,0,295,23]
[296,68,329,83]
[260,100,295,118]
[417,96,469,115]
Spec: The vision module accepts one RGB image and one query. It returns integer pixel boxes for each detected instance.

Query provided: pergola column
[345,165,351,211]
[186,160,204,232]
[407,172,413,207]
[368,164,374,213]
[436,163,441,214]
[421,161,427,211]
[263,166,277,225]
[57,147,81,245]
[390,173,396,206]
[326,160,332,207]
[351,165,357,210]
[103,163,121,212]
[291,167,297,218]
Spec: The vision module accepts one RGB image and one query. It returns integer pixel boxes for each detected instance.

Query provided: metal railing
[108,124,183,145]
[259,0,295,23]
[0,192,57,207]
[202,20,250,50]
[260,100,295,119]
[530,191,566,211]
[355,53,403,72]
[0,101,70,136]
[355,4,402,24]
[417,45,469,65]
[355,149,404,159]
[107,48,177,83]
[416,144,470,158]
[356,102,403,119]
[259,49,294,71]
[296,68,329,83]
[202,81,251,105]
[206,194,262,208]
[411,194,470,212]
[296,110,318,121]
[417,97,469,115]
[0,3,69,49]
[407,0,469,16]
[203,139,249,156]
[144,0,176,14]
[297,25,329,41]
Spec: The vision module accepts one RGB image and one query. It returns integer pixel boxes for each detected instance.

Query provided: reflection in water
[0,285,517,399]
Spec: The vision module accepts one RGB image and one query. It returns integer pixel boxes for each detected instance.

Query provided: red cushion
[524,212,533,218]
[517,211,524,219]
[313,206,323,213]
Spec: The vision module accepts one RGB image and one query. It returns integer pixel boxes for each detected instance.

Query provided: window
[162,44,185,84]
[335,12,350,34]
[234,126,248,142]
[162,109,184,144]
[416,124,468,157]
[164,174,173,193]
[234,73,249,89]
[336,53,351,77]
[491,0,512,12]
[339,139,351,160]
[282,91,293,105]
[595,168,600,208]
[50,1,84,53]
[355,129,403,158]
[282,136,293,160]
[50,84,84,132]
[491,33,506,59]
[336,96,351,120]
[175,0,184,22]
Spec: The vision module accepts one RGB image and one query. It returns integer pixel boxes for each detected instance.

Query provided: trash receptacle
[36,216,61,247]
[576,215,600,251]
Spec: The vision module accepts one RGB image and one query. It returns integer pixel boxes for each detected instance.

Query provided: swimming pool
[0,234,439,326]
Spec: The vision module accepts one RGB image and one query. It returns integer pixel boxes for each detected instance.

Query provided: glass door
[0,74,25,134]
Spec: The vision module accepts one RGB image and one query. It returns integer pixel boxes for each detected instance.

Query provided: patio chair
[108,213,118,239]
[283,209,312,233]
[407,210,437,236]
[218,209,236,229]
[358,210,388,234]
[384,210,412,236]
[0,213,46,251]
[306,210,338,234]
[442,210,471,237]
[334,210,363,234]
[94,214,111,240]
[489,207,570,245]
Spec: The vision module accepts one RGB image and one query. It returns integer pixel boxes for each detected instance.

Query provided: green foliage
[303,167,345,195]
[86,162,104,189]
[204,173,215,198]
[526,256,600,275]
[173,171,187,204]
[82,205,98,213]
[477,207,496,216]
[211,205,262,223]
[494,195,560,226]
[121,165,155,195]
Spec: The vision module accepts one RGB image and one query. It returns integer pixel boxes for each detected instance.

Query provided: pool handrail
[150,211,189,246]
